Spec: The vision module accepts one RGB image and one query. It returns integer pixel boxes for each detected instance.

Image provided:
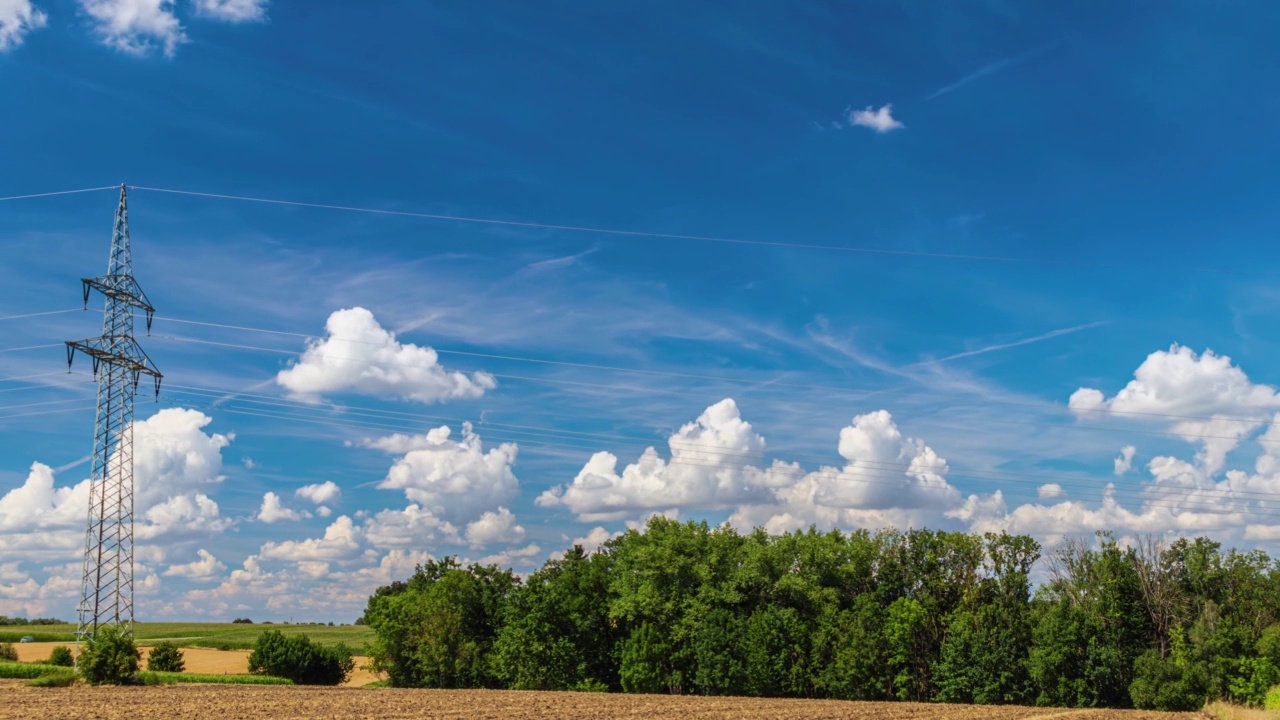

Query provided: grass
[0,622,373,650]
[27,672,76,688]
[1204,701,1279,720]
[0,662,74,679]
[135,671,294,685]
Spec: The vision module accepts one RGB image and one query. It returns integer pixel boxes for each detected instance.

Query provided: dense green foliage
[78,625,141,685]
[0,642,16,662]
[45,646,74,667]
[247,630,354,685]
[147,641,185,672]
[364,518,1280,709]
[0,662,69,679]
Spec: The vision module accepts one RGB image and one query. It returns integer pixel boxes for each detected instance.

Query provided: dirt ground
[0,683,1208,720]
[11,641,381,686]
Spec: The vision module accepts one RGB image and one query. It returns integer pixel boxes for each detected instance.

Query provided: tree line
[361,517,1280,710]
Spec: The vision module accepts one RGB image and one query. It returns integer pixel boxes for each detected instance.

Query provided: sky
[4,0,1280,622]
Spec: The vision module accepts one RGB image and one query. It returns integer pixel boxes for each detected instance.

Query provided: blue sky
[4,0,1280,621]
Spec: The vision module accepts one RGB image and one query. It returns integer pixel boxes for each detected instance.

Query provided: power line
[162,393,1280,522]
[127,185,1279,277]
[148,333,1280,448]
[141,313,1280,429]
[161,383,1280,510]
[0,187,118,202]
[0,309,86,322]
[0,343,67,354]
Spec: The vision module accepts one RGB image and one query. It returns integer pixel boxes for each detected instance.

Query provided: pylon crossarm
[81,276,156,314]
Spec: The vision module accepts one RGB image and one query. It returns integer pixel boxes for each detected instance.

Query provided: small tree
[0,642,17,662]
[79,625,140,685]
[46,646,74,667]
[147,641,185,672]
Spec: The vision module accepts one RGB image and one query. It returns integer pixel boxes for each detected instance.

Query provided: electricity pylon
[66,184,162,645]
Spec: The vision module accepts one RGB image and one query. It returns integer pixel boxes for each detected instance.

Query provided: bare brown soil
[0,684,1207,720]
[12,641,381,686]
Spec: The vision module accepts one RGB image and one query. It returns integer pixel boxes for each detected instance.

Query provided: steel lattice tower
[67,184,162,644]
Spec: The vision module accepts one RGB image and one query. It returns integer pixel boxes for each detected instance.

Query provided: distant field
[0,622,373,650]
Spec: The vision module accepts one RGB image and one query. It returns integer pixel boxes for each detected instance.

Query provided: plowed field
[0,683,1206,720]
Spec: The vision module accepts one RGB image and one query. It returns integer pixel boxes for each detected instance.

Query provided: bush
[232,618,254,624]
[28,672,76,688]
[248,630,353,685]
[0,642,16,662]
[46,646,74,667]
[1129,649,1209,712]
[1266,685,1280,711]
[147,641,185,673]
[78,625,140,685]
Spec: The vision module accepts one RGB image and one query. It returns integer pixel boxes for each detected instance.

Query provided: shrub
[0,642,16,662]
[28,672,76,688]
[78,625,140,685]
[248,630,353,685]
[46,646,74,667]
[1266,685,1280,711]
[231,618,254,624]
[147,641,185,673]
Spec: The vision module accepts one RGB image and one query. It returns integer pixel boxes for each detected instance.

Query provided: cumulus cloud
[1114,446,1136,476]
[0,408,232,553]
[849,104,904,133]
[0,0,47,51]
[1038,483,1065,499]
[79,0,187,57]
[257,492,302,523]
[1070,345,1280,475]
[465,507,525,548]
[296,481,340,505]
[537,399,773,522]
[540,400,969,533]
[260,516,362,562]
[163,549,225,580]
[192,0,265,22]
[478,543,541,568]
[277,307,495,404]
[367,423,518,524]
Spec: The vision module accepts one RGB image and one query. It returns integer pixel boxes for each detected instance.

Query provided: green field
[0,622,374,650]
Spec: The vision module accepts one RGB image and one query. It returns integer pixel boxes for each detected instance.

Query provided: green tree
[146,641,185,673]
[78,625,140,685]
[46,646,74,667]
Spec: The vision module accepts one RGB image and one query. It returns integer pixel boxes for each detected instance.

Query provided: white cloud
[849,103,904,133]
[1114,445,1136,476]
[464,507,525,548]
[260,515,362,562]
[1070,345,1280,475]
[537,399,773,522]
[549,526,620,561]
[256,492,302,523]
[316,505,332,518]
[477,543,541,568]
[192,0,265,22]
[368,423,518,524]
[540,400,967,533]
[0,0,47,51]
[1038,483,1065,499]
[362,504,458,549]
[79,0,187,57]
[277,307,496,404]
[163,549,225,580]
[295,481,340,505]
[0,408,232,554]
